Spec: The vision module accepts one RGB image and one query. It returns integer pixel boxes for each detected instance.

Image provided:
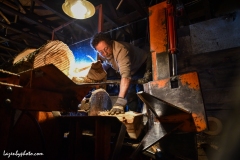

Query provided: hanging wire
[69,17,148,47]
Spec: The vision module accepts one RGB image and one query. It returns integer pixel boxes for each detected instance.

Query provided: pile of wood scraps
[71,60,107,84]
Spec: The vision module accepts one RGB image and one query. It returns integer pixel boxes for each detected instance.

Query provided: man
[90,32,151,115]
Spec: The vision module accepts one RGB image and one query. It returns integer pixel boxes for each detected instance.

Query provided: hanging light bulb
[62,0,95,19]
[71,1,88,16]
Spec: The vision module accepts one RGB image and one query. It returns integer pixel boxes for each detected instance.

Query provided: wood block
[98,111,144,139]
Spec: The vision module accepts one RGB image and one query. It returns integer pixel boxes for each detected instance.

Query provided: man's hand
[109,106,124,115]
[109,97,127,115]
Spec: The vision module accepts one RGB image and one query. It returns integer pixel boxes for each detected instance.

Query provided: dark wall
[177,33,240,159]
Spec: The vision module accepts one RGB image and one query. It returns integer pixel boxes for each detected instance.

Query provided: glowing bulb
[62,0,95,19]
[71,1,87,17]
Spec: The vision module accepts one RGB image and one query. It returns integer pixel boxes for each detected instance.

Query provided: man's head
[90,32,113,60]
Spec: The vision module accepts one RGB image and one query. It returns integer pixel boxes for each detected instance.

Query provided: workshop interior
[0,0,240,159]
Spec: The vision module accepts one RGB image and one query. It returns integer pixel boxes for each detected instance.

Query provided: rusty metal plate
[131,72,206,158]
[144,71,207,132]
[149,1,168,81]
[134,91,192,152]
[149,1,167,54]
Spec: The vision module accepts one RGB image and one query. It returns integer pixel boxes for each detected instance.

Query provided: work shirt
[101,41,148,79]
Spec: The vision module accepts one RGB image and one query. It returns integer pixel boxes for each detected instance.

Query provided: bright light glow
[71,1,87,17]
[68,39,97,78]
[62,0,95,19]
[72,62,92,77]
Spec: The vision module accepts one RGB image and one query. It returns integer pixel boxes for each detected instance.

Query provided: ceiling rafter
[108,0,119,19]
[0,3,52,33]
[103,14,132,36]
[118,10,142,23]
[0,53,13,58]
[0,21,46,43]
[126,0,148,17]
[2,0,19,11]
[0,1,72,41]
[32,0,93,36]
[0,3,66,44]
[0,10,11,24]
[0,35,28,48]
[30,0,35,12]
[13,0,27,14]
[0,44,19,53]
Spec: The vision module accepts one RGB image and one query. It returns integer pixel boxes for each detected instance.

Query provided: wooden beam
[13,0,26,14]
[103,14,118,26]
[0,35,28,48]
[30,0,35,12]
[103,14,131,36]
[118,10,142,23]
[0,2,66,40]
[0,21,45,43]
[33,0,92,36]
[0,10,10,24]
[0,44,19,53]
[0,53,13,58]
[126,0,148,17]
[0,3,52,33]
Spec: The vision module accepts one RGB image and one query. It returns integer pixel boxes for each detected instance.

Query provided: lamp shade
[62,0,95,19]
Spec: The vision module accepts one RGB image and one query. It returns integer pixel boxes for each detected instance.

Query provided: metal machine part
[88,88,112,116]
[131,72,207,159]
[131,1,207,159]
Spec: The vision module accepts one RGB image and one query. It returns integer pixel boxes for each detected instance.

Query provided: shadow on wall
[210,68,240,160]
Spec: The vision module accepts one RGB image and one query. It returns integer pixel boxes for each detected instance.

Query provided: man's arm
[109,77,130,115]
[119,77,131,98]
[109,42,131,115]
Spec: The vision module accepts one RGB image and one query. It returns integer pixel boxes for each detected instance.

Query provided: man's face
[95,40,113,60]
